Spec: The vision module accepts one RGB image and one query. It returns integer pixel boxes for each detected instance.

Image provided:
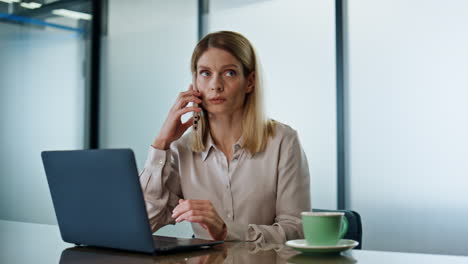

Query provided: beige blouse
[139,122,311,244]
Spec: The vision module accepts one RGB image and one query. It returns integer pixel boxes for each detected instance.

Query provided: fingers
[172,199,226,240]
[174,210,216,223]
[175,199,213,210]
[180,85,201,98]
[174,94,202,110]
[172,200,213,219]
[184,215,225,240]
[174,90,202,107]
[175,106,202,121]
[171,84,202,120]
[181,116,195,131]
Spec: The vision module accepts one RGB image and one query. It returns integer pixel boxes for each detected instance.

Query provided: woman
[139,31,310,243]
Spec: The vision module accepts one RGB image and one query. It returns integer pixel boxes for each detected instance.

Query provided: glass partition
[0,0,92,224]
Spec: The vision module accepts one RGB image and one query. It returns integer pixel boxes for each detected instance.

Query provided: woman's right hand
[152,84,202,150]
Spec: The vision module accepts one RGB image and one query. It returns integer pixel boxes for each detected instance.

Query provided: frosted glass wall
[0,24,86,224]
[346,0,468,255]
[100,0,198,237]
[206,0,338,210]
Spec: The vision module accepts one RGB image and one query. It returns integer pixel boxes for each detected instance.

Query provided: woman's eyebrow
[198,64,239,70]
[221,64,239,69]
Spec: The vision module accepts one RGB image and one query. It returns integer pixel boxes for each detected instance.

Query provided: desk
[1,220,467,264]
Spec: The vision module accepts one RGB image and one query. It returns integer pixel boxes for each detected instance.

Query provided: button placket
[217,149,234,222]
[228,149,243,180]
[225,165,234,220]
[225,185,234,221]
[225,149,242,221]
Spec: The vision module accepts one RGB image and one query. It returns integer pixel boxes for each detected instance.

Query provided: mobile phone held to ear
[192,74,201,130]
[193,103,200,130]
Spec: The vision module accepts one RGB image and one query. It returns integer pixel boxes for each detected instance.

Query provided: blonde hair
[190,31,275,155]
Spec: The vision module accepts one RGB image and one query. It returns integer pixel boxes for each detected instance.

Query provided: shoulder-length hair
[190,31,275,155]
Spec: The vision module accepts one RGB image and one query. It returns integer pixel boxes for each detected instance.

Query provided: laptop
[41,148,223,254]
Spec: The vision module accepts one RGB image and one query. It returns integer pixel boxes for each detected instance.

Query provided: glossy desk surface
[1,220,467,264]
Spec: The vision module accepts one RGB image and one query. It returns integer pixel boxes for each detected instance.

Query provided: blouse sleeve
[242,130,311,243]
[139,146,183,233]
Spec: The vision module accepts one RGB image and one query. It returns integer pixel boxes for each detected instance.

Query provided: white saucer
[285,239,359,254]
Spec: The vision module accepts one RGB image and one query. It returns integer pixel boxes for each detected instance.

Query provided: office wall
[99,0,198,237]
[345,0,468,255]
[0,24,85,224]
[206,0,338,210]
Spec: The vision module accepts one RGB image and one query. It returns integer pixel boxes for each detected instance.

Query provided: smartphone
[192,74,201,130]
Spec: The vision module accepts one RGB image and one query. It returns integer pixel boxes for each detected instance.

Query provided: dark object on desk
[60,245,226,264]
[313,209,363,249]
[41,149,223,254]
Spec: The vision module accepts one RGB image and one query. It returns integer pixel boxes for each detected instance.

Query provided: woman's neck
[207,110,243,155]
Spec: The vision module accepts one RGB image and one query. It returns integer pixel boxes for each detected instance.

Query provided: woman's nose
[210,75,224,92]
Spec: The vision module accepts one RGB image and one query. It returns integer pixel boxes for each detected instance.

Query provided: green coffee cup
[301,212,349,245]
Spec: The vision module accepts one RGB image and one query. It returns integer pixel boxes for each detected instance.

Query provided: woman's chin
[204,104,243,117]
[205,108,237,117]
[205,106,229,114]
[206,110,227,116]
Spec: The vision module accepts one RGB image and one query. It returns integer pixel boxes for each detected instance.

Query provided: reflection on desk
[287,254,356,264]
[60,245,226,264]
[58,242,300,264]
[2,220,468,264]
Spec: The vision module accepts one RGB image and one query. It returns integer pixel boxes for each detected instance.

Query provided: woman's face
[195,47,254,116]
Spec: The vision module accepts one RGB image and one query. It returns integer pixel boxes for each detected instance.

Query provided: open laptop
[41,149,223,254]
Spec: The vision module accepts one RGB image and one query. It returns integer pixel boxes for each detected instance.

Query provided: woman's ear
[246,71,255,94]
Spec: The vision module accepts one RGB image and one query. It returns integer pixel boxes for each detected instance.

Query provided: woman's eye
[200,71,210,77]
[225,70,236,77]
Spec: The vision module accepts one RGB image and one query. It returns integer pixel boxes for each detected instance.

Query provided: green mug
[301,212,348,246]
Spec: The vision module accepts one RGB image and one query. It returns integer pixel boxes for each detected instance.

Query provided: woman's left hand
[172,199,227,240]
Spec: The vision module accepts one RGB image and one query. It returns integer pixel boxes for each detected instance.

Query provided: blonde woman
[139,31,310,243]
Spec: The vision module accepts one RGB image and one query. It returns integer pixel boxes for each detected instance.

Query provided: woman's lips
[209,97,226,104]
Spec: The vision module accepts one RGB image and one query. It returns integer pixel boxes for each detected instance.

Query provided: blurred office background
[1,0,467,256]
